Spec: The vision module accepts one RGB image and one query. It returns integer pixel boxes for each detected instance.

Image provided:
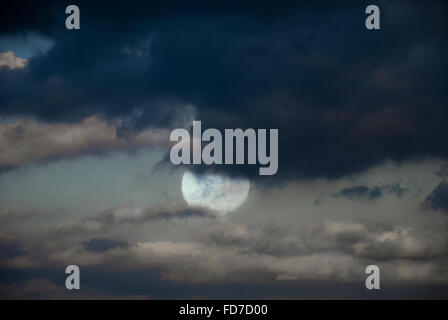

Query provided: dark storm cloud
[423,179,448,212]
[1,0,447,180]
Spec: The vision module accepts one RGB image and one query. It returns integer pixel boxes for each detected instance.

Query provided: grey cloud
[0,116,170,170]
[49,201,215,240]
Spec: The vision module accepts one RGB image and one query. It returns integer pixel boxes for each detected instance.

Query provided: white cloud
[0,51,27,69]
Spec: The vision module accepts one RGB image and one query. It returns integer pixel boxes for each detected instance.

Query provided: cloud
[0,51,27,69]
[422,179,448,212]
[48,201,216,240]
[82,238,130,253]
[0,116,170,169]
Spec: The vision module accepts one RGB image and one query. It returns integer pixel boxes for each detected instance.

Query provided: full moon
[181,170,250,215]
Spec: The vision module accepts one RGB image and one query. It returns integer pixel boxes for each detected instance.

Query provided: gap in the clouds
[0,33,54,59]
[0,148,181,221]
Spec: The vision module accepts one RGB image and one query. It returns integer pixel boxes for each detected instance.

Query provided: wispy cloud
[0,116,170,169]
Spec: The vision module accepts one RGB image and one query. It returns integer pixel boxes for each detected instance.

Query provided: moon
[181,170,250,215]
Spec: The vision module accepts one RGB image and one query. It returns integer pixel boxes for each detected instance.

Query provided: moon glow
[181,170,250,215]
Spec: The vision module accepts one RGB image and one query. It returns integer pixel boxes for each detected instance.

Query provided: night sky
[0,0,447,299]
